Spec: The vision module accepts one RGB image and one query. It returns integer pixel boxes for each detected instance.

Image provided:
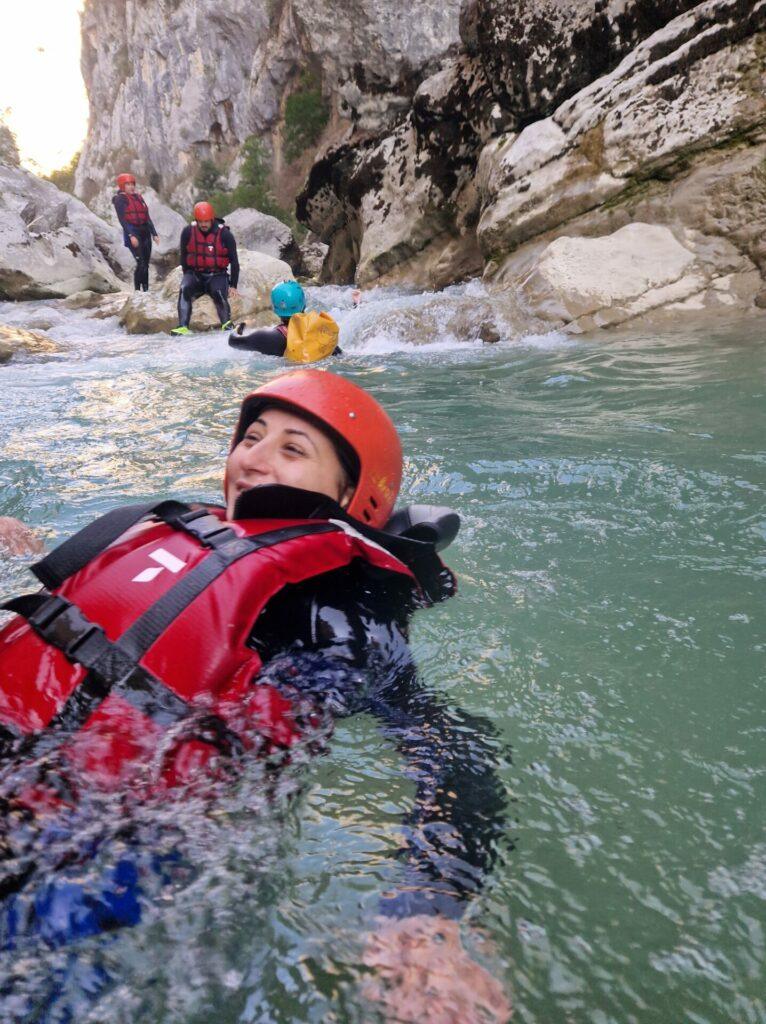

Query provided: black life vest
[186,224,229,272]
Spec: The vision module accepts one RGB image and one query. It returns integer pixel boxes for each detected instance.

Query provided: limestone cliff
[73,0,766,315]
[299,0,766,293]
[74,0,462,213]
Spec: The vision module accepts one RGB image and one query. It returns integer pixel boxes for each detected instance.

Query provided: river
[0,285,764,1023]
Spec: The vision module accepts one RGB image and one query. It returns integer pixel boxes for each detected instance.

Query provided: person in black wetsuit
[112,173,159,291]
[228,279,342,359]
[0,371,510,1020]
[170,201,239,336]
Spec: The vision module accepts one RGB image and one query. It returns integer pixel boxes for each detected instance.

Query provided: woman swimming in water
[0,370,510,1021]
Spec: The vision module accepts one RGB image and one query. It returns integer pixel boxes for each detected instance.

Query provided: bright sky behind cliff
[1,0,88,175]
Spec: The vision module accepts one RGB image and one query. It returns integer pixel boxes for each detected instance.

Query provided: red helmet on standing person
[227,370,403,528]
[194,202,215,222]
[116,173,136,189]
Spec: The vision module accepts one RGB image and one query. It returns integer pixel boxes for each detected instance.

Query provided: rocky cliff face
[298,0,766,313]
[74,0,766,321]
[74,0,462,212]
[0,161,131,300]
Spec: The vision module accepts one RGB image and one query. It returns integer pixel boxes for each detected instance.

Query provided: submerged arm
[252,567,507,919]
[228,326,287,356]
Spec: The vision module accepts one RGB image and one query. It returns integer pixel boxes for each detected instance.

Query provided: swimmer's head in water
[271,280,306,319]
[226,370,402,527]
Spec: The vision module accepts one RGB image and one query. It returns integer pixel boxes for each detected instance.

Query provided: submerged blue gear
[271,280,305,318]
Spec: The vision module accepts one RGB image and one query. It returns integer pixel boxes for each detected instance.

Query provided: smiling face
[197,218,213,231]
[225,406,354,518]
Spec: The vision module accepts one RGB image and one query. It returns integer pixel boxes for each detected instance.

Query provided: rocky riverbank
[299,0,766,322]
[2,0,764,339]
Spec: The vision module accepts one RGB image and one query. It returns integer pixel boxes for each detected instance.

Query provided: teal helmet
[271,280,306,318]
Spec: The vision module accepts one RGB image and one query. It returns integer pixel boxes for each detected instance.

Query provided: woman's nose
[240,437,275,474]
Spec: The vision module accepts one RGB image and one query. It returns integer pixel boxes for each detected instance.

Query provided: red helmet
[227,370,402,528]
[194,201,215,222]
[116,173,136,189]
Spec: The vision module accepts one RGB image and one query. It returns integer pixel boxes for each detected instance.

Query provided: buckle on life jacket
[28,594,70,631]
[28,595,109,663]
[165,508,235,549]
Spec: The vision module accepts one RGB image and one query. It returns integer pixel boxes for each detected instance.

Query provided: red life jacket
[186,224,229,272]
[0,502,418,799]
[122,191,150,227]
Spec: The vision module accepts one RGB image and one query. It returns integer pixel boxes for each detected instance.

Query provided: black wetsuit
[178,221,239,328]
[228,321,342,358]
[239,486,506,919]
[112,192,157,292]
[229,323,290,356]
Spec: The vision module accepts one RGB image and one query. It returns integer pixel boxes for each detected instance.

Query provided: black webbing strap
[156,506,237,550]
[31,500,192,590]
[2,521,340,739]
[117,522,339,662]
[2,593,189,732]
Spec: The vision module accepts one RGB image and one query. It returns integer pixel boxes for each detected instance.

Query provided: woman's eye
[284,443,304,456]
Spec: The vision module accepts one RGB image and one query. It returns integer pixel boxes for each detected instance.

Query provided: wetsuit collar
[232,484,455,603]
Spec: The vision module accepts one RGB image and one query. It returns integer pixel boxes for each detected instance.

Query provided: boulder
[516,222,762,332]
[0,164,131,299]
[119,249,293,333]
[0,324,61,363]
[298,237,329,281]
[224,208,296,262]
[477,0,766,281]
[63,290,132,319]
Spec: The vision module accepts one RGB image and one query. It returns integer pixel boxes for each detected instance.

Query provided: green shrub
[194,158,225,195]
[199,135,305,235]
[283,72,329,163]
[45,151,80,194]
[0,121,19,167]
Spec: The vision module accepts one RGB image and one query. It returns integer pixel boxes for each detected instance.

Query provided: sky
[1,0,88,175]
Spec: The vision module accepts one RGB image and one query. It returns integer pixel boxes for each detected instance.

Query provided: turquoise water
[0,293,764,1023]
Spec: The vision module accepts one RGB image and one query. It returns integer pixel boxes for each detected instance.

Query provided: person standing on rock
[112,173,159,292]
[171,201,239,336]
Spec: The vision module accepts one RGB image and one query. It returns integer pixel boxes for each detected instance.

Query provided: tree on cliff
[45,151,81,194]
[200,137,293,227]
[0,118,20,167]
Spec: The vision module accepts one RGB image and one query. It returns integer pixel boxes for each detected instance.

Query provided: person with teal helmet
[228,280,342,360]
[271,279,306,317]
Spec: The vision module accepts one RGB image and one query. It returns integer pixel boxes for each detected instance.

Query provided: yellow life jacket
[285,311,340,363]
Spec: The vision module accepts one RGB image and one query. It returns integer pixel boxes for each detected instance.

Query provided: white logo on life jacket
[132,548,186,584]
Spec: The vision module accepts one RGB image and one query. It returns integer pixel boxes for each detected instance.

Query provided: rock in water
[0,324,61,362]
[517,223,761,332]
